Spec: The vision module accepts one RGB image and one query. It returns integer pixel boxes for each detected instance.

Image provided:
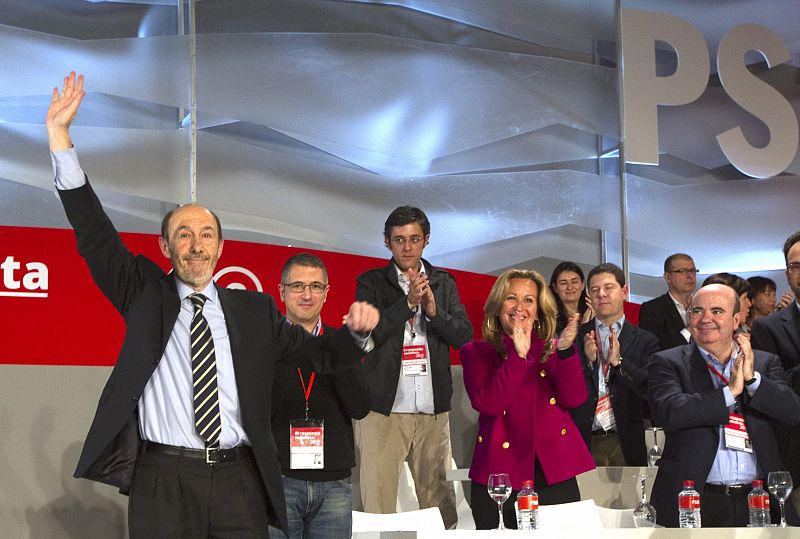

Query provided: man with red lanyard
[354,206,473,529]
[648,284,800,527]
[571,263,659,466]
[269,253,372,538]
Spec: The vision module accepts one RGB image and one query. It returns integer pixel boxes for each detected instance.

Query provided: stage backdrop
[0,224,642,366]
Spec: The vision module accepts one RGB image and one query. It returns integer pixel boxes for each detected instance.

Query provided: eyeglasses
[389,235,424,246]
[788,263,800,274]
[668,268,699,275]
[282,281,328,294]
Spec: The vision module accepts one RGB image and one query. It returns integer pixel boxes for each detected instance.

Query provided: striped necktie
[189,293,221,448]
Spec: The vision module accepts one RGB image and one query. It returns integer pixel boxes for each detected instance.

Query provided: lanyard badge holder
[290,368,325,469]
[402,309,428,376]
[706,362,753,453]
[593,332,616,432]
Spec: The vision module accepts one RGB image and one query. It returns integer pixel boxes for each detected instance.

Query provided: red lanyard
[297,368,316,420]
[705,362,730,385]
[408,311,417,341]
[595,333,610,381]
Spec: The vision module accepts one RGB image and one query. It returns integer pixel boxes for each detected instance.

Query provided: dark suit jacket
[638,292,690,351]
[570,320,659,465]
[271,323,372,481]
[751,305,800,485]
[60,181,360,535]
[647,344,800,527]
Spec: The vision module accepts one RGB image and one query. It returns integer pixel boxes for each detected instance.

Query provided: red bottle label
[517,494,539,510]
[678,494,700,510]
[749,494,770,510]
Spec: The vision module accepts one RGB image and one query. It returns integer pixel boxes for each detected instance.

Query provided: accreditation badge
[402,344,428,376]
[724,412,753,453]
[594,394,617,432]
[289,418,324,469]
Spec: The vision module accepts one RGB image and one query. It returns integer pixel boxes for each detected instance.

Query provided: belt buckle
[206,447,223,464]
[725,484,745,496]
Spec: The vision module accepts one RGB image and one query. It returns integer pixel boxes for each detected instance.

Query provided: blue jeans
[268,476,352,539]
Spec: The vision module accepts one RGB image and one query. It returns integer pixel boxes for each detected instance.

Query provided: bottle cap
[683,480,695,488]
[752,479,763,488]
[522,480,534,488]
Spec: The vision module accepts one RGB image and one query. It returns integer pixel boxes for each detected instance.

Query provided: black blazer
[271,323,372,480]
[647,344,800,527]
[570,320,659,465]
[751,305,800,392]
[751,306,800,486]
[638,292,690,351]
[60,181,360,535]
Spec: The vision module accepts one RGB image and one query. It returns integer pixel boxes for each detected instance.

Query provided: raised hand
[557,313,580,351]
[46,71,86,151]
[607,327,621,367]
[420,284,437,318]
[345,301,380,335]
[406,267,430,309]
[583,330,598,364]
[582,293,595,324]
[510,316,533,359]
[728,349,745,397]
[777,291,795,311]
[734,332,755,382]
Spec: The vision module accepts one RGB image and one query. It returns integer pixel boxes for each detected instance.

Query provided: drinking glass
[647,427,663,467]
[632,473,657,527]
[487,473,512,530]
[768,471,793,527]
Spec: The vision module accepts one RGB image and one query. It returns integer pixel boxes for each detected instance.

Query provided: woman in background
[549,262,594,333]
[747,276,778,326]
[462,269,595,529]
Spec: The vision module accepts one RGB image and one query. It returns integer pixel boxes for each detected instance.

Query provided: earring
[533,319,542,333]
[485,317,498,333]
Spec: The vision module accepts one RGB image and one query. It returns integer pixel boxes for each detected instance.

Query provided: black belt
[141,441,252,464]
[591,429,617,436]
[704,483,752,496]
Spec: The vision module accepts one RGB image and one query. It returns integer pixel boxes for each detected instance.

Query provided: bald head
[158,204,224,291]
[688,284,740,360]
[162,203,223,241]
[693,284,740,314]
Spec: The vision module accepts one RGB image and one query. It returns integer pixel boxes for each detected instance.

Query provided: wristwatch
[612,356,623,368]
[744,375,757,386]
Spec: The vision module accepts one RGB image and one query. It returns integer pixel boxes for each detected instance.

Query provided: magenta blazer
[461,334,595,490]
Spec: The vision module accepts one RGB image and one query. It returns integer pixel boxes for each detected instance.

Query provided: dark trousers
[470,460,580,530]
[128,447,270,538]
[700,487,750,528]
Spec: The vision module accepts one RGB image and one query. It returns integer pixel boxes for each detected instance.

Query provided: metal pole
[188,0,198,203]
[615,0,631,291]
[593,39,608,266]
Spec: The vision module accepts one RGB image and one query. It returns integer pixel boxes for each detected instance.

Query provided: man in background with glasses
[639,253,699,350]
[270,253,371,538]
[353,206,473,529]
[752,231,800,515]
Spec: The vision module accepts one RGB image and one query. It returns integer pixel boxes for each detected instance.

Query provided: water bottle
[748,479,771,527]
[678,480,701,528]
[516,480,539,530]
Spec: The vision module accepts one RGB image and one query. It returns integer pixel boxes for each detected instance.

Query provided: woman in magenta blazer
[462,268,596,529]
